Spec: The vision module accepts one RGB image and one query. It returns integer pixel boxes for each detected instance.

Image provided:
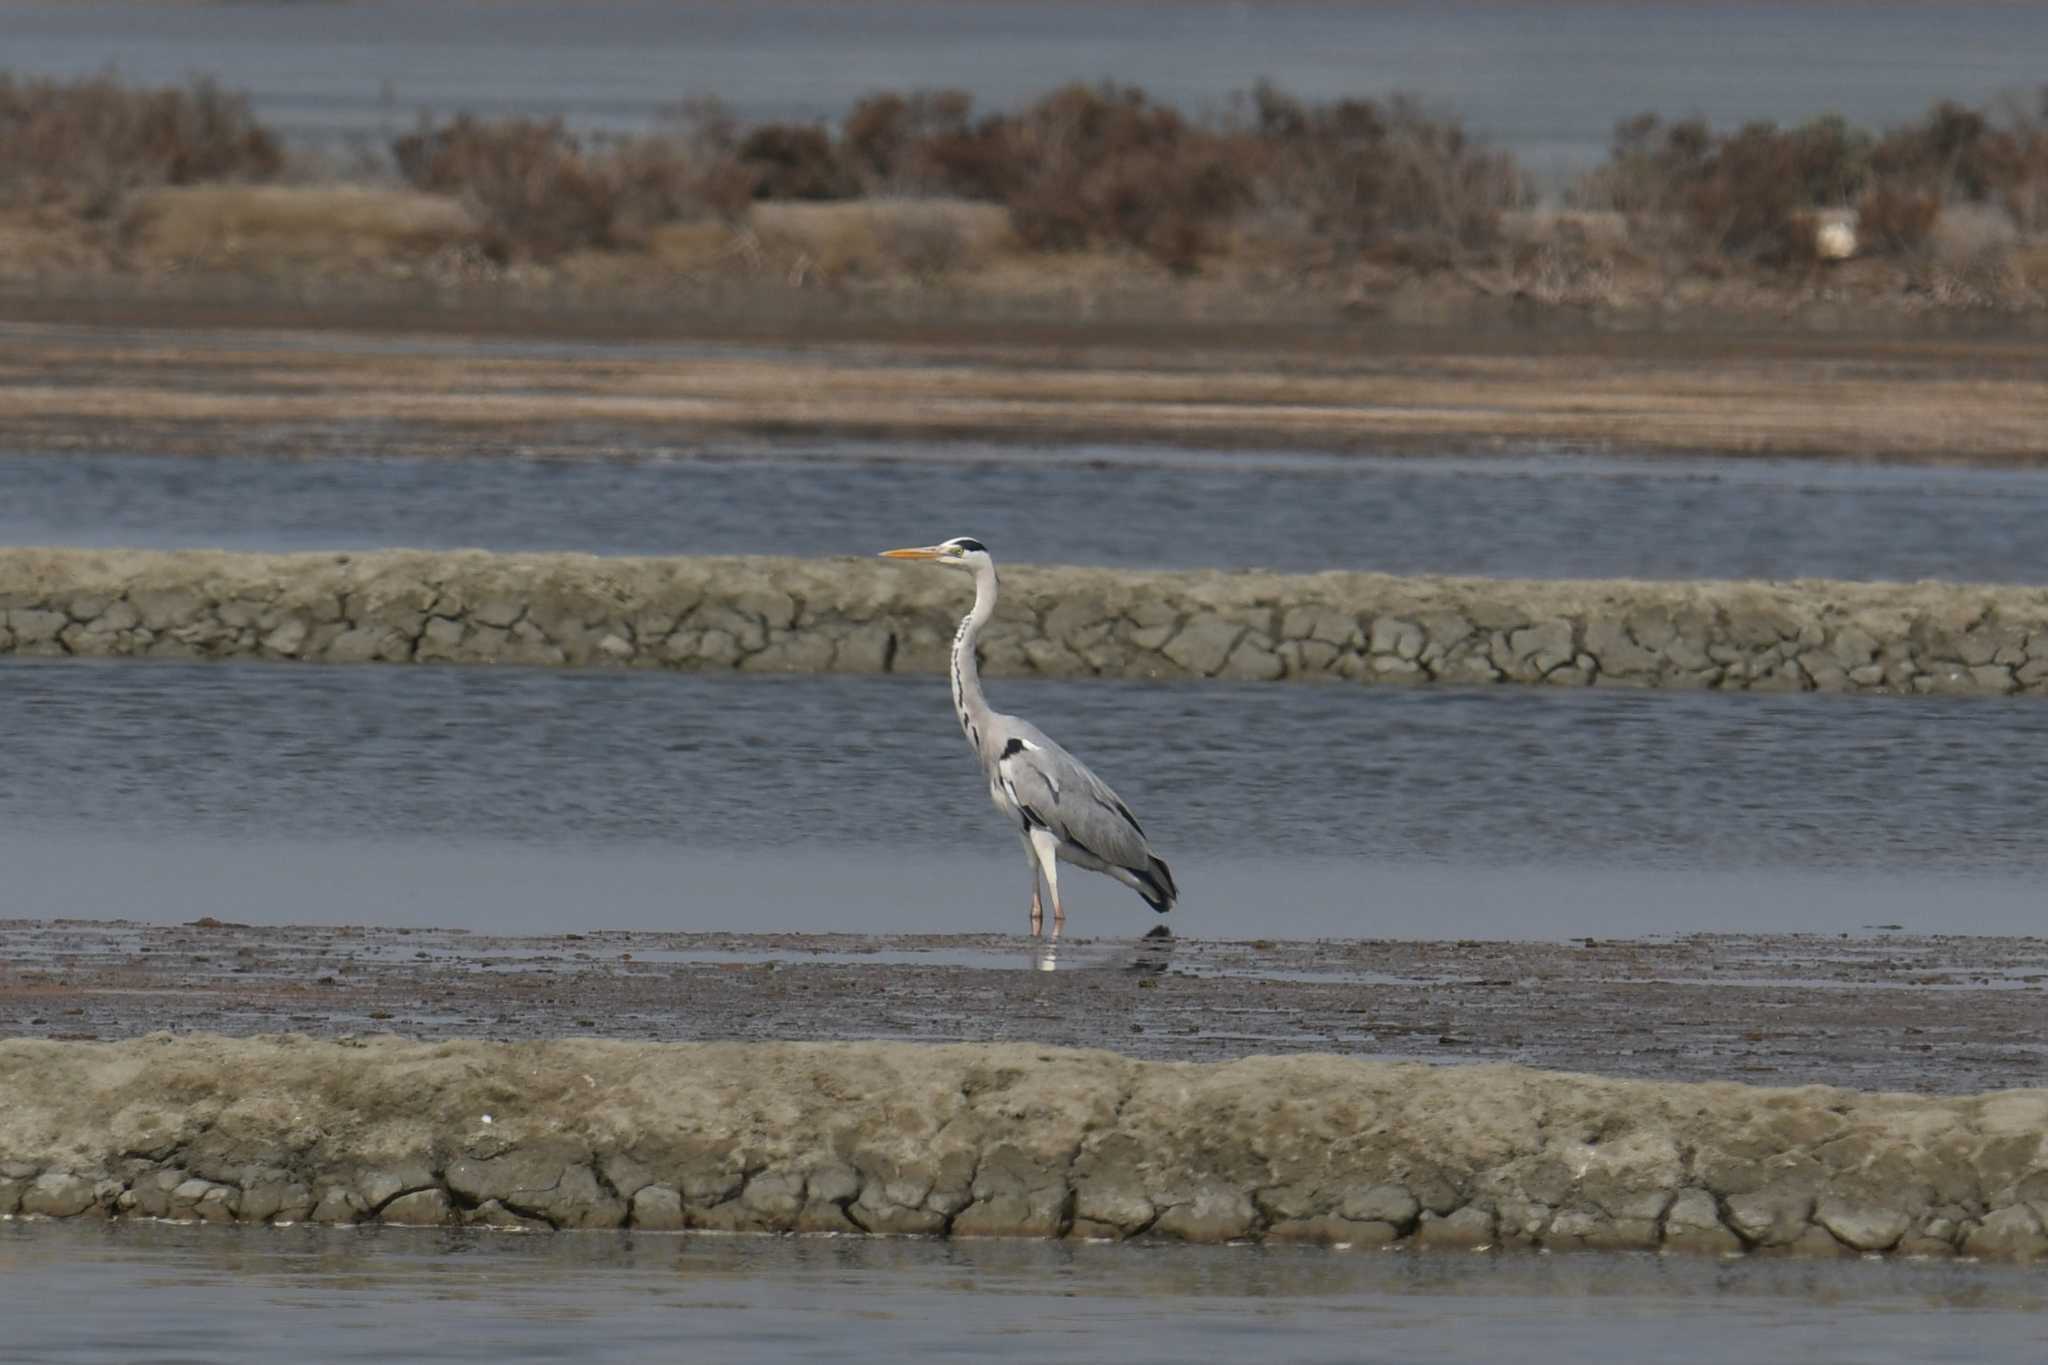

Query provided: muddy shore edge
[2,314,2044,463]
[3,1033,2046,1261]
[5,547,2047,696]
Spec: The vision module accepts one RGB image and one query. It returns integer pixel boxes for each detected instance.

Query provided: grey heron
[880,537,1178,939]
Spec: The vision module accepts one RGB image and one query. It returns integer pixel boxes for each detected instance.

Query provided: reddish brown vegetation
[1581,97,2048,266]
[4,71,2048,309]
[0,73,280,218]
[384,81,1511,272]
[1237,83,1523,258]
[385,81,2045,279]
[990,84,1251,271]
[391,115,746,260]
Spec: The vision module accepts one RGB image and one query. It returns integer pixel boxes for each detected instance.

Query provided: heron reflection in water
[880,538,1178,963]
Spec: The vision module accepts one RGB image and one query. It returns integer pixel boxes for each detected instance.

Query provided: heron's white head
[878,537,992,573]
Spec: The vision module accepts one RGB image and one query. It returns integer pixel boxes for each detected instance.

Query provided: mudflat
[1,310,2043,462]
[5,919,2041,1096]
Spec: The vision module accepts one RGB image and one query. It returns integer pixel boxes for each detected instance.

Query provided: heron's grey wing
[991,722,1157,875]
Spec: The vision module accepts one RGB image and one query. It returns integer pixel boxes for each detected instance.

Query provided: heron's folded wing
[997,737,1154,873]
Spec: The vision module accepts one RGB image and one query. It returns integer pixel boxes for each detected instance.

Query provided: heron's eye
[945,544,964,556]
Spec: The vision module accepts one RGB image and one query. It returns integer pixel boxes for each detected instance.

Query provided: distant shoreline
[5,72,2047,351]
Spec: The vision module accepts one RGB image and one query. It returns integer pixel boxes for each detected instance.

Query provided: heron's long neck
[951,563,998,750]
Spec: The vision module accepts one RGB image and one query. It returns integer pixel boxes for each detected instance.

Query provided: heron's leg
[1027,827,1064,941]
[1021,835,1044,937]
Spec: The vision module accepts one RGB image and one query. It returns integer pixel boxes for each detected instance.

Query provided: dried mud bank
[4,1036,2048,1260]
[5,548,2048,695]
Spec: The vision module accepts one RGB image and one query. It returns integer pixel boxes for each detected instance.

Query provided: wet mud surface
[2,316,2045,463]
[5,920,2043,1095]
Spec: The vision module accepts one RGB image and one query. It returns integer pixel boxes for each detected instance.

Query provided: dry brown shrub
[1980,93,2045,233]
[0,72,281,218]
[1682,117,1869,264]
[689,160,760,222]
[1856,184,1940,255]
[841,89,975,193]
[995,83,1253,271]
[603,134,727,240]
[369,81,1523,277]
[393,115,755,260]
[1491,209,1642,304]
[1573,113,1853,263]
[915,120,1026,202]
[1008,143,1248,271]
[858,80,1529,273]
[1873,100,2003,202]
[1236,84,1523,260]
[393,116,617,260]
[1571,113,1712,219]
[736,123,857,201]
[1585,97,2048,272]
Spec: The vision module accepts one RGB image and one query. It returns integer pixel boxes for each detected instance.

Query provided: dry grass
[125,185,477,271]
[2010,240,2048,289]
[586,199,1017,290]
[0,206,119,278]
[746,199,1011,281]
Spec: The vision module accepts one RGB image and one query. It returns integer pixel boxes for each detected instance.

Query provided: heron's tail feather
[1133,855,1177,914]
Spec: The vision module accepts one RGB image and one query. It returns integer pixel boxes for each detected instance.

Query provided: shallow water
[4,1220,2046,1365]
[5,660,2045,938]
[6,444,2048,583]
[6,0,2044,181]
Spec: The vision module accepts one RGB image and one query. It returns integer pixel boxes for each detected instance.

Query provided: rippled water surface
[6,660,2045,938]
[5,1221,2046,1365]
[6,446,2048,583]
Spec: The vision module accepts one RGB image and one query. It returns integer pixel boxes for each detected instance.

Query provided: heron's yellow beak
[879,546,943,560]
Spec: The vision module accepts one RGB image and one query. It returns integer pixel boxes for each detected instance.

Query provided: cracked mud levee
[5,923,2048,1260]
[9,547,2048,696]
[6,1030,2048,1260]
